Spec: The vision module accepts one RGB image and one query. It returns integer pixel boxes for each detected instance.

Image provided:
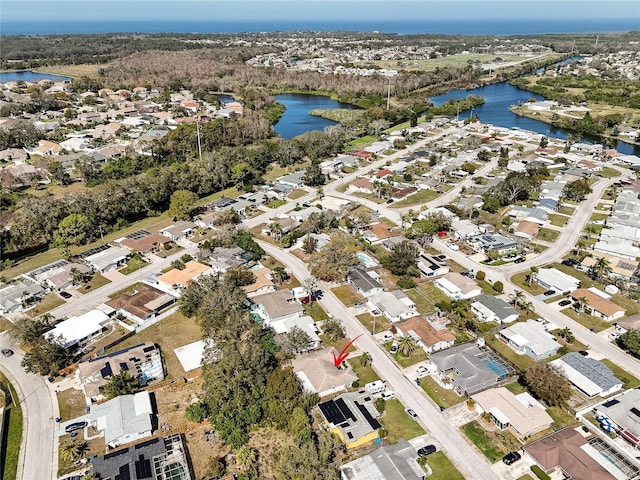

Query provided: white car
[608,332,620,341]
[416,366,429,378]
[448,243,460,251]
[380,390,395,401]
[381,332,394,343]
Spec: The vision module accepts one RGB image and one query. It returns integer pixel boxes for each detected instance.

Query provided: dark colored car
[562,258,579,267]
[578,350,589,356]
[417,444,437,456]
[502,451,521,465]
[64,421,87,433]
[59,291,72,299]
[559,299,572,307]
[514,257,525,264]
[1,349,14,357]
[543,290,556,296]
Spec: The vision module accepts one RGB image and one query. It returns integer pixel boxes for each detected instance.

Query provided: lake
[0,70,71,83]
[273,94,356,139]
[430,80,640,156]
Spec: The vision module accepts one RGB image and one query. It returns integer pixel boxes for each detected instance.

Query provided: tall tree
[309,234,358,281]
[101,371,140,399]
[523,363,572,407]
[168,189,198,220]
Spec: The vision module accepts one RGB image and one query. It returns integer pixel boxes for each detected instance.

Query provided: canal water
[0,71,71,83]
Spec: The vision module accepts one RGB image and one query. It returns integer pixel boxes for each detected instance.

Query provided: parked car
[417,445,437,457]
[405,408,418,420]
[1,349,14,357]
[608,332,620,341]
[514,257,525,264]
[381,332,394,343]
[502,451,521,465]
[380,390,395,401]
[448,243,460,251]
[562,258,579,267]
[390,342,399,354]
[64,421,87,433]
[558,299,572,307]
[416,366,429,378]
[578,350,589,356]
[59,291,72,299]
[543,289,556,296]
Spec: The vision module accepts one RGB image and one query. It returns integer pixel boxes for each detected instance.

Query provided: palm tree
[303,276,318,302]
[522,301,534,315]
[593,257,612,282]
[397,334,417,357]
[60,441,89,463]
[235,445,257,472]
[509,290,526,308]
[272,266,289,285]
[525,266,538,287]
[360,351,372,367]
[269,222,283,242]
[574,296,588,314]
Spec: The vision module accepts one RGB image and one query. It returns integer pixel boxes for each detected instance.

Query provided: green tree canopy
[523,363,572,407]
[21,336,71,376]
[101,371,140,399]
[53,213,92,248]
[617,329,640,358]
[168,189,198,220]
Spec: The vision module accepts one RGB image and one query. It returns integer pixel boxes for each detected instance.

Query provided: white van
[380,390,395,401]
[365,380,386,395]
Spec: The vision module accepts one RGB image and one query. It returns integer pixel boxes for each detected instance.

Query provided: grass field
[427,451,465,480]
[601,359,640,388]
[598,167,622,178]
[27,293,65,317]
[420,375,463,408]
[389,189,439,208]
[0,373,22,480]
[0,317,12,333]
[560,308,610,333]
[547,406,578,430]
[537,228,560,243]
[461,420,519,463]
[380,399,425,444]
[118,256,148,275]
[547,213,568,227]
[360,53,541,72]
[57,388,87,422]
[288,189,308,200]
[484,334,535,371]
[332,285,363,307]
[348,359,380,385]
[304,302,329,322]
[357,312,391,333]
[557,205,575,215]
[504,381,527,395]
[107,311,202,378]
[77,273,111,294]
[510,272,547,296]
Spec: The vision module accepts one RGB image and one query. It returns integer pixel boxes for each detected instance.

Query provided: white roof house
[46,310,111,348]
[551,352,623,398]
[434,273,481,300]
[89,391,153,448]
[84,246,131,273]
[497,320,561,360]
[471,295,519,324]
[535,267,580,293]
[367,291,417,323]
[270,315,321,350]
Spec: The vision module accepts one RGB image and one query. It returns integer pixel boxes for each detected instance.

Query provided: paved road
[0,332,57,480]
[258,241,499,480]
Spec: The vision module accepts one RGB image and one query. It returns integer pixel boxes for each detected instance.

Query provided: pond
[273,94,356,139]
[0,70,71,83]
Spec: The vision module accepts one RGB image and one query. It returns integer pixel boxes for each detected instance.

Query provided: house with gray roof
[551,352,623,397]
[467,234,517,255]
[159,221,196,242]
[0,278,45,314]
[367,291,417,323]
[508,206,549,225]
[536,267,580,294]
[251,289,304,325]
[340,438,425,480]
[277,170,306,188]
[497,320,561,360]
[84,246,131,273]
[594,389,640,449]
[429,343,513,396]
[89,391,154,448]
[471,295,519,324]
[347,268,383,297]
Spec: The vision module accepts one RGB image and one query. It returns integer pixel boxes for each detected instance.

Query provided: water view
[0,71,71,83]
[274,94,356,139]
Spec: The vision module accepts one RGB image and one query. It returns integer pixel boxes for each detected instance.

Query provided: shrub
[374,398,386,413]
[476,270,486,281]
[531,465,551,480]
[493,281,504,293]
[352,381,360,388]
[185,401,209,423]
[397,275,417,289]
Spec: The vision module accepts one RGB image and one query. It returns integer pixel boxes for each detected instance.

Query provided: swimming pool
[356,252,377,268]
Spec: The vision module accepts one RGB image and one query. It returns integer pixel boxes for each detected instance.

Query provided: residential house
[293,233,331,251]
[46,310,112,349]
[434,272,481,300]
[524,428,616,480]
[471,295,519,324]
[241,265,276,297]
[615,314,640,334]
[362,223,402,245]
[206,246,250,273]
[417,255,450,278]
[318,391,382,449]
[89,391,154,449]
[77,342,163,403]
[429,343,513,396]
[91,434,193,480]
[26,260,91,291]
[515,221,540,240]
[32,139,62,156]
[251,289,304,325]
[347,268,384,297]
[508,206,549,225]
[340,438,425,480]
[471,387,553,440]
[156,260,212,292]
[569,288,625,321]
[451,219,481,239]
[84,246,131,273]
[348,177,375,195]
[497,320,561,360]
[535,267,580,294]
[106,284,176,327]
[276,170,306,188]
[119,232,171,255]
[159,221,196,242]
[367,291,417,323]
[0,278,45,314]
[292,348,358,397]
[581,253,639,281]
[593,389,640,449]
[271,315,321,350]
[551,352,623,397]
[397,316,455,354]
[467,234,517,255]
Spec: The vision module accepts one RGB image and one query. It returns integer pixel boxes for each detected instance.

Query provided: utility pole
[98,226,104,245]
[196,120,202,163]
[386,76,392,111]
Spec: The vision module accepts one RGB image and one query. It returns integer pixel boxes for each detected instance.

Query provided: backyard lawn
[0,316,12,333]
[426,451,465,480]
[332,285,364,307]
[379,399,425,444]
[107,311,202,378]
[484,334,535,371]
[504,381,526,395]
[405,288,436,315]
[547,406,578,430]
[420,375,463,408]
[461,420,519,463]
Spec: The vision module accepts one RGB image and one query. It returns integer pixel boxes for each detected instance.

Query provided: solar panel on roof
[318,400,347,425]
[119,362,129,371]
[603,399,620,407]
[117,463,131,480]
[135,454,153,479]
[100,363,113,378]
[631,407,640,419]
[142,345,155,353]
[335,398,356,423]
[355,402,382,430]
[126,230,151,240]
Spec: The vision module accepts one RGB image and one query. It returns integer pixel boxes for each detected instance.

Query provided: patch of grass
[57,388,87,421]
[27,293,65,317]
[77,272,111,294]
[405,288,435,315]
[390,346,428,368]
[600,359,640,388]
[547,213,568,227]
[331,285,363,307]
[0,317,12,333]
[611,293,639,316]
[557,205,575,215]
[516,475,536,480]
[348,359,380,385]
[590,212,608,222]
[379,399,425,444]
[504,381,527,395]
[267,199,286,209]
[510,272,547,296]
[389,189,439,208]
[108,282,142,299]
[476,279,496,295]
[118,256,148,275]
[357,312,391,333]
[0,373,22,480]
[461,421,508,463]
[484,334,535,371]
[426,451,465,480]
[598,166,621,178]
[416,281,450,307]
[537,228,560,242]
[346,135,376,150]
[107,311,201,378]
[304,302,329,322]
[531,243,548,253]
[546,406,577,430]
[156,243,183,258]
[288,189,308,200]
[560,308,610,332]
[378,217,398,227]
[420,375,463,408]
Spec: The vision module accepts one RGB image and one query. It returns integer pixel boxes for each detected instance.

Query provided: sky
[2,0,638,23]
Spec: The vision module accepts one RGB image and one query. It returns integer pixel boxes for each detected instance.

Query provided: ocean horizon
[1,18,638,36]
